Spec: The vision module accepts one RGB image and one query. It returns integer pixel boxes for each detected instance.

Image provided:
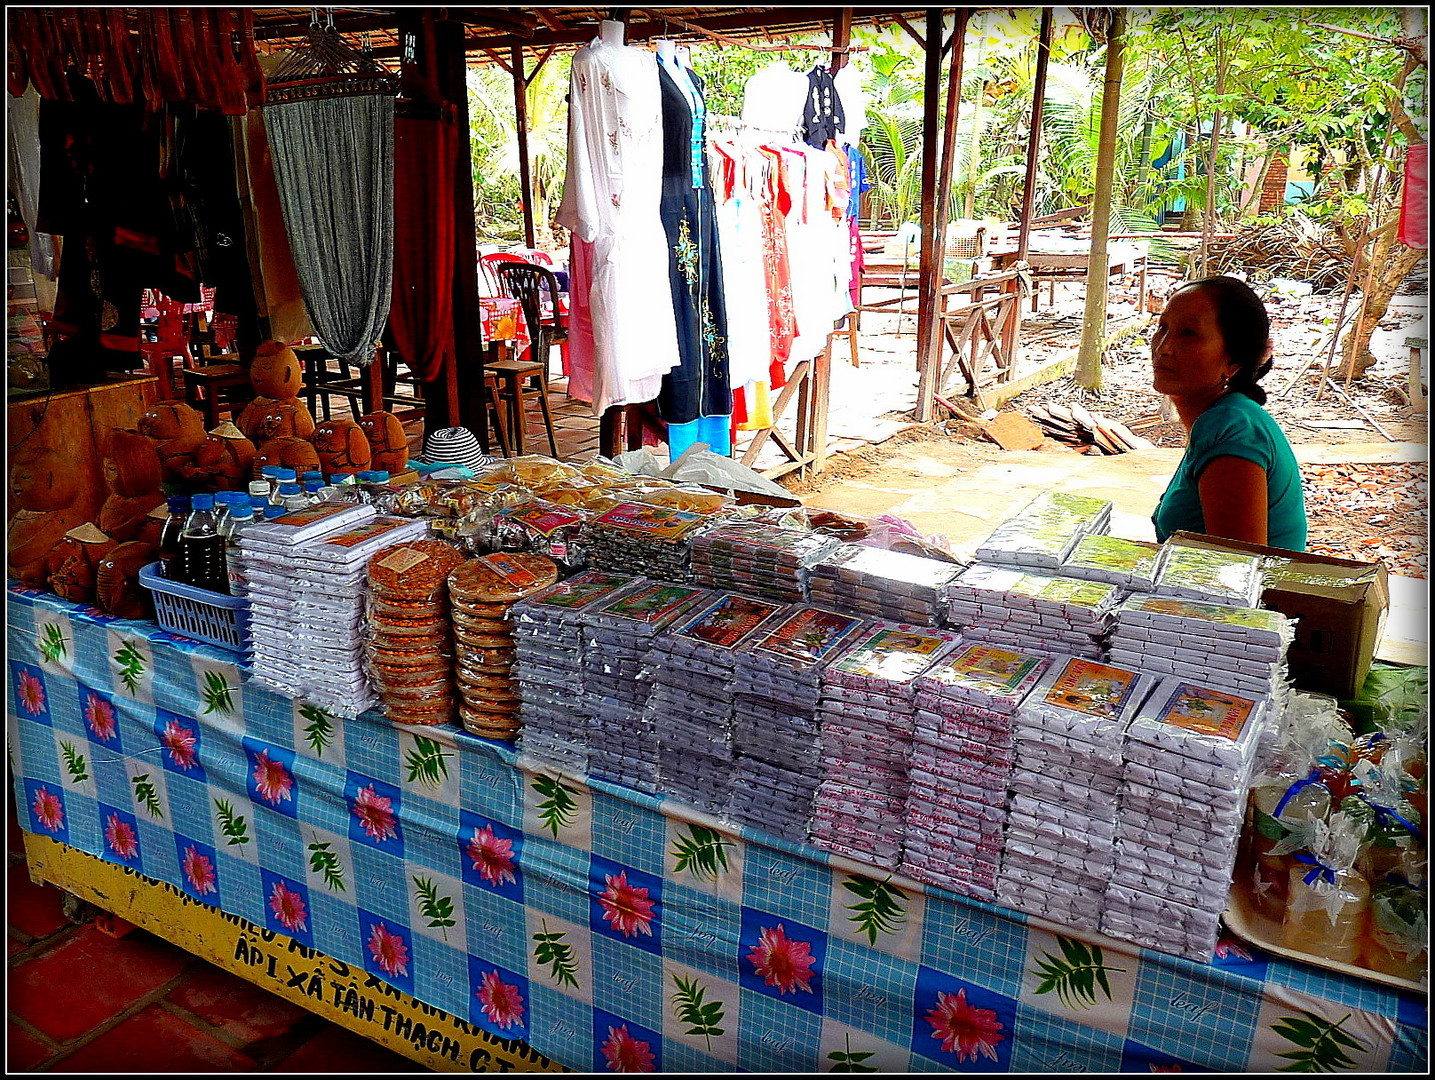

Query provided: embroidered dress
[656,59,731,446]
[556,36,680,415]
[755,146,798,387]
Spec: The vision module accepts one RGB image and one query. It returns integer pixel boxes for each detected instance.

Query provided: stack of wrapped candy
[446,553,559,741]
[975,491,1112,571]
[727,605,868,843]
[689,522,841,604]
[511,571,640,771]
[1151,543,1264,607]
[583,502,710,582]
[580,580,709,788]
[996,656,1157,931]
[942,564,1120,660]
[1058,534,1160,597]
[364,540,468,727]
[810,624,963,869]
[288,514,431,714]
[807,544,965,626]
[647,593,786,813]
[1106,594,1294,703]
[1104,678,1271,959]
[238,502,379,696]
[903,644,1050,901]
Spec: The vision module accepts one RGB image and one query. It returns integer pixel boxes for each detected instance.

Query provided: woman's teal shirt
[1153,392,1307,551]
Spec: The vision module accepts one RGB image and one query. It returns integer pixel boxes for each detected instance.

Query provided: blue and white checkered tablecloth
[7,584,1426,1073]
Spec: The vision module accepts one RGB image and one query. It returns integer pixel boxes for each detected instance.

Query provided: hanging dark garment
[37,72,198,385]
[656,62,731,427]
[801,66,846,149]
[390,112,457,383]
[172,106,262,359]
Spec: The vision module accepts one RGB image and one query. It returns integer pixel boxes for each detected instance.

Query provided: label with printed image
[322,517,413,549]
[832,627,954,681]
[481,553,543,587]
[931,643,1048,696]
[675,594,783,649]
[1158,683,1255,740]
[593,502,705,540]
[594,582,706,624]
[532,572,634,610]
[505,501,586,537]
[1043,658,1142,718]
[753,607,864,665]
[378,548,429,574]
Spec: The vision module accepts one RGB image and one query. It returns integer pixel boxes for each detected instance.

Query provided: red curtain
[390,114,458,382]
[1399,143,1427,251]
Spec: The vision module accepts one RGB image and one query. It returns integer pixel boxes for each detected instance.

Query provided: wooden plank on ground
[979,411,1046,450]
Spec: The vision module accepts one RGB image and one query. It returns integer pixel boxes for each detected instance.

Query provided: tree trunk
[1340,236,1426,379]
[1197,38,1229,276]
[1074,10,1127,391]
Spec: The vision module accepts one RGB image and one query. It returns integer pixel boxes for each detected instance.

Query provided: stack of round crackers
[447,552,558,740]
[365,540,467,726]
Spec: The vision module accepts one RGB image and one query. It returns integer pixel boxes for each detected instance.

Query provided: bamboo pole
[1015,8,1053,263]
[914,7,946,422]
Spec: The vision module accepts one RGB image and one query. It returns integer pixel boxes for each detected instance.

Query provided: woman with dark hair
[1151,276,1307,550]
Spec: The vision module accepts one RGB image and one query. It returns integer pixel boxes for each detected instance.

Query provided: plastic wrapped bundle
[238,502,380,698]
[511,570,640,770]
[728,605,869,843]
[1058,534,1160,595]
[1102,678,1272,960]
[579,580,710,788]
[975,491,1113,571]
[1107,594,1294,702]
[996,656,1157,932]
[807,544,966,626]
[582,502,713,582]
[904,644,1049,901]
[810,624,963,869]
[689,522,842,604]
[364,540,468,727]
[943,564,1120,660]
[647,593,786,813]
[1152,543,1264,607]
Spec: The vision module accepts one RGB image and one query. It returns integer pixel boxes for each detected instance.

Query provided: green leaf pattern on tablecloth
[671,824,733,882]
[842,875,907,946]
[827,1032,881,1072]
[404,736,451,789]
[60,741,90,784]
[533,920,581,989]
[1031,935,1124,1010]
[113,640,148,694]
[38,622,68,666]
[670,973,726,1050]
[531,773,579,837]
[299,703,336,758]
[1271,1011,1367,1072]
[132,773,164,819]
[214,798,250,847]
[308,840,346,892]
[413,874,457,939]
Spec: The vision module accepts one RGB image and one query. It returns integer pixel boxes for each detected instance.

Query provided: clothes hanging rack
[265,7,395,102]
[633,9,867,54]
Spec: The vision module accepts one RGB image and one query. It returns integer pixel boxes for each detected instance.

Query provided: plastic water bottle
[223,501,256,597]
[260,465,285,502]
[303,478,325,504]
[176,493,227,592]
[212,491,236,533]
[248,479,270,504]
[279,482,308,512]
[263,504,288,520]
[158,495,191,580]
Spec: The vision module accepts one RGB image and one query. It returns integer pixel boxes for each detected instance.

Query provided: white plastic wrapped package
[1152,542,1264,607]
[1060,534,1160,593]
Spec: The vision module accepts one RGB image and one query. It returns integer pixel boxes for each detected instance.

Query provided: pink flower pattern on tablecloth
[925,987,1004,1063]
[162,719,199,770]
[84,693,117,741]
[104,814,138,859]
[352,785,398,843]
[597,871,656,938]
[600,1024,656,1072]
[747,923,816,995]
[476,970,525,1030]
[367,922,409,977]
[268,881,308,932]
[466,825,517,887]
[182,845,218,895]
[18,670,46,715]
[31,787,64,832]
[252,750,293,805]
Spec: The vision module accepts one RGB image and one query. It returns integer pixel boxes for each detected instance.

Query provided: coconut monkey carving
[47,523,117,604]
[97,429,165,542]
[183,422,257,490]
[138,399,207,485]
[236,340,315,441]
[311,418,372,477]
[7,446,84,585]
[96,540,161,619]
[359,411,408,474]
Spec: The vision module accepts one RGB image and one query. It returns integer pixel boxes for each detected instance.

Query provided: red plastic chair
[138,297,192,400]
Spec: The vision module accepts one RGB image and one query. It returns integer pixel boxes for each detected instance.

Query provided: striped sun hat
[415,427,498,473]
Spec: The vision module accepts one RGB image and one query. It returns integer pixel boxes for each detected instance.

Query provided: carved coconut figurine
[253,435,322,479]
[97,429,166,542]
[236,339,314,441]
[7,446,84,585]
[96,540,161,620]
[239,397,316,443]
[312,418,372,477]
[359,410,409,474]
[182,421,257,491]
[47,523,118,604]
[138,399,207,484]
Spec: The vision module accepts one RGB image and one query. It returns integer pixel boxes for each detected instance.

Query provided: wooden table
[993,242,1149,312]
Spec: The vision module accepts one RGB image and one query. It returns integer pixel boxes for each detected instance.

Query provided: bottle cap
[261,466,283,479]
[230,502,255,519]
[331,473,354,485]
[302,471,323,482]
[264,505,287,519]
[191,493,215,510]
[304,479,323,493]
[275,468,298,481]
[248,480,270,496]
[250,495,268,509]
[279,482,302,495]
[167,495,190,513]
[369,471,391,482]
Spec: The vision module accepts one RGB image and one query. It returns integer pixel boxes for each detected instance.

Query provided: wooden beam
[532,9,568,34]
[831,8,852,72]
[481,48,513,74]
[1016,8,1053,262]
[529,44,559,81]
[511,44,537,248]
[915,7,944,412]
[891,13,926,49]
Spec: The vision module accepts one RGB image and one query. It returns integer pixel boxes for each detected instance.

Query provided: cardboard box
[1167,531,1389,700]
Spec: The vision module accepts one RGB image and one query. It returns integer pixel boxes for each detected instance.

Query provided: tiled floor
[6,793,424,1073]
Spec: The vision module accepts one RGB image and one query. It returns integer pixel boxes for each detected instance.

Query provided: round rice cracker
[450,596,514,619]
[371,660,453,687]
[459,702,522,740]
[455,642,517,668]
[389,702,458,727]
[448,553,558,605]
[451,610,513,634]
[368,540,466,594]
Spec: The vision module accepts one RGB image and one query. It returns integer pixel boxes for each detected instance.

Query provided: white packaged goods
[943,564,1119,660]
[1152,542,1264,607]
[974,491,1112,570]
[807,543,965,625]
[1059,534,1160,594]
[690,522,843,604]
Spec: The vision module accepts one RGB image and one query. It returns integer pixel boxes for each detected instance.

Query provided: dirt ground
[782,273,1429,578]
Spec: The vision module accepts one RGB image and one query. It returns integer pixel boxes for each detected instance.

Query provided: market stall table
[7,584,1426,1073]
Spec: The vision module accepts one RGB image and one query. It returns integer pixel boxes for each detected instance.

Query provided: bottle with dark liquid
[157,495,191,579]
[175,493,228,592]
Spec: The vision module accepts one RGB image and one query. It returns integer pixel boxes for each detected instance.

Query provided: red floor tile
[48,1004,258,1073]
[9,925,191,1042]
[273,1022,428,1073]
[6,861,71,939]
[5,1022,56,1071]
[165,962,311,1044]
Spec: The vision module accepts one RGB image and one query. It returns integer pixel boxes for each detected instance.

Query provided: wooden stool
[486,357,558,457]
[183,354,252,429]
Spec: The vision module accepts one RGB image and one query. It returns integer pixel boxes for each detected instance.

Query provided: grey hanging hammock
[263,14,395,365]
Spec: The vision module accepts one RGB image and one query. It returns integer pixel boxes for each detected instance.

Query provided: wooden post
[512,44,537,249]
[914,8,944,423]
[1016,8,1053,263]
[831,8,852,72]
[916,9,969,422]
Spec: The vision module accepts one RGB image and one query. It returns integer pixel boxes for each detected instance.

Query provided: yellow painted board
[23,834,566,1073]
